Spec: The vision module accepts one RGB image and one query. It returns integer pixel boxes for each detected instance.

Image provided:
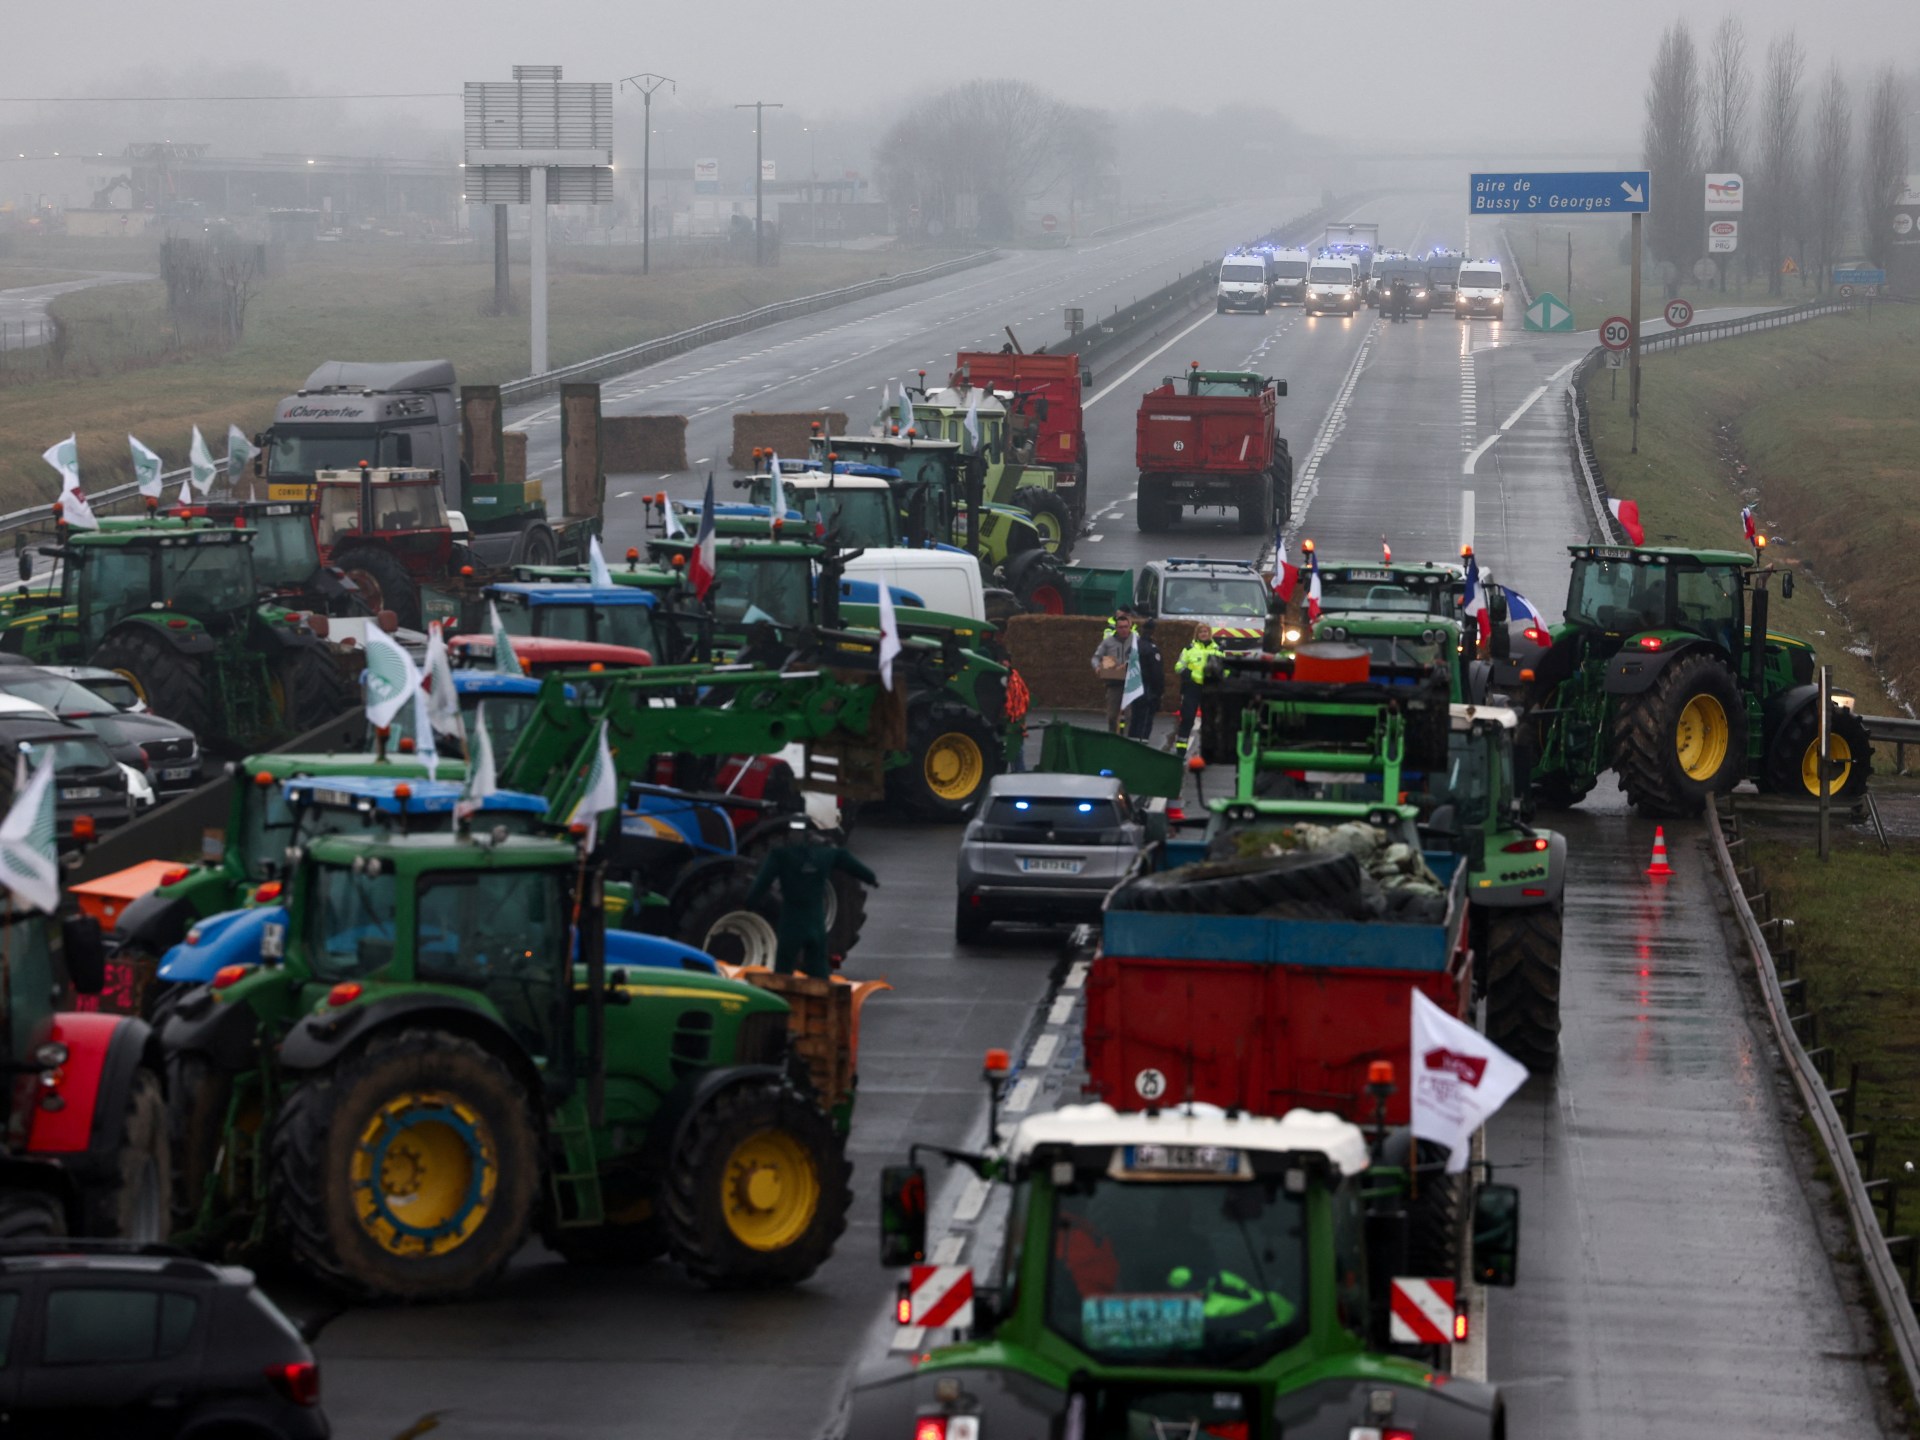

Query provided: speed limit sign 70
[1665,298,1693,328]
[1600,316,1633,351]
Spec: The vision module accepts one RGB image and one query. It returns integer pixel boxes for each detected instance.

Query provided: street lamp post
[621,72,674,275]
[734,99,783,267]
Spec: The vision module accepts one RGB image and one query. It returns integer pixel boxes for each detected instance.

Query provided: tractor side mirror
[1781,572,1795,600]
[1273,379,1288,397]
[1464,825,1488,874]
[62,915,107,997]
[879,1163,929,1266]
[16,546,31,584]
[1489,590,1511,660]
[1471,1182,1521,1287]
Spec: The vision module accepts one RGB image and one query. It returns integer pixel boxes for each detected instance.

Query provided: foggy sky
[2,0,1917,161]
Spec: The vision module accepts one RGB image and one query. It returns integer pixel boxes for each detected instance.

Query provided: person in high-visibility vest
[1003,666,1031,772]
[1173,624,1222,752]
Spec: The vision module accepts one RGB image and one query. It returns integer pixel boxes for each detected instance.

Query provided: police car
[1132,557,1273,651]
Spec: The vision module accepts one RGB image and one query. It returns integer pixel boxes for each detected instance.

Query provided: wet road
[0,270,148,349]
[306,199,1893,1437]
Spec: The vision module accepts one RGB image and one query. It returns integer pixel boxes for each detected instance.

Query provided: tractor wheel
[1764,704,1872,801]
[1137,484,1174,533]
[669,863,782,968]
[82,1068,169,1242]
[269,1028,540,1301]
[663,1077,851,1289]
[1237,477,1273,535]
[511,523,559,568]
[1613,652,1748,816]
[272,645,356,732]
[331,546,422,631]
[0,1191,63,1240]
[1011,486,1075,561]
[167,1051,239,1232]
[92,628,214,741]
[1483,904,1562,1075]
[887,706,1002,822]
[1003,549,1067,615]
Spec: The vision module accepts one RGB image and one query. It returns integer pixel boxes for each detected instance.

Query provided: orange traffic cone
[1646,825,1674,879]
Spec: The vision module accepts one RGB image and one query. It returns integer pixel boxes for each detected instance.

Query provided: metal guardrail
[497,250,1000,405]
[1864,713,1920,773]
[0,459,230,549]
[1639,297,1855,354]
[1707,799,1920,1407]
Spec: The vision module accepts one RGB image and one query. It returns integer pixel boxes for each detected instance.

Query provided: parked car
[955,773,1148,943]
[0,717,134,848]
[0,672,201,801]
[40,665,150,714]
[0,1243,328,1437]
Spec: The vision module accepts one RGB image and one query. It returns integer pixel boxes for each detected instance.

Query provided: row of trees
[1643,16,1911,295]
[873,80,1114,242]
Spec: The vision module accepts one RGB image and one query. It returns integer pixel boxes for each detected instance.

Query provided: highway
[300,194,1896,1439]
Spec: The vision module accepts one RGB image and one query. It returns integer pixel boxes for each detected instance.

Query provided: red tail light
[1522,626,1547,644]
[913,1421,946,1440]
[1454,1310,1469,1341]
[160,865,192,886]
[1637,635,1664,651]
[327,982,364,1007]
[1502,837,1549,853]
[212,965,248,990]
[253,881,283,902]
[266,1360,320,1406]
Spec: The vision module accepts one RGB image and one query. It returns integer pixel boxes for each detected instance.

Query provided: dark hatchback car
[0,1245,328,1438]
[0,673,201,801]
[0,718,132,848]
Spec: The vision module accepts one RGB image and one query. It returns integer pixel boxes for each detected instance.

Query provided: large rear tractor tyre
[669,863,782,968]
[1613,652,1748,816]
[887,707,1003,822]
[331,546,422,631]
[1483,904,1563,1076]
[1003,549,1068,616]
[269,1028,540,1301]
[1137,482,1175,533]
[1764,704,1872,801]
[82,1068,169,1242]
[1011,486,1075,562]
[273,645,357,732]
[92,628,214,743]
[510,523,559,568]
[1237,478,1273,535]
[167,1051,240,1234]
[663,1078,851,1290]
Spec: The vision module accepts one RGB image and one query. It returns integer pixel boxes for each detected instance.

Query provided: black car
[1369,259,1434,316]
[0,718,132,848]
[0,673,201,801]
[0,1243,328,1438]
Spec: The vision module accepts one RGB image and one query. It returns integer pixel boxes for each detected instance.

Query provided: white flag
[362,624,422,732]
[963,396,980,453]
[188,427,218,494]
[411,687,439,782]
[768,451,786,529]
[876,379,895,431]
[875,574,902,692]
[43,435,98,530]
[0,754,60,914]
[129,435,166,501]
[1409,989,1529,1173]
[226,424,258,485]
[457,703,499,823]
[661,499,687,540]
[1120,633,1145,711]
[589,534,614,589]
[423,622,463,742]
[488,602,520,676]
[567,719,621,845]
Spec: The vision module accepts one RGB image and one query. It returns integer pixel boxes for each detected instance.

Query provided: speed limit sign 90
[1600,316,1633,351]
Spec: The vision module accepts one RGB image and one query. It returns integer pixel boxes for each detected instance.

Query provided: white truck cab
[1303,256,1361,315]
[1454,260,1508,319]
[1216,253,1272,315]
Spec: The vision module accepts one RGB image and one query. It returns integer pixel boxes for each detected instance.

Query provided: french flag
[1741,506,1757,545]
[688,474,719,600]
[1462,550,1492,646]
[1272,529,1300,603]
[1306,546,1322,623]
[1382,535,1393,564]
[1608,496,1644,546]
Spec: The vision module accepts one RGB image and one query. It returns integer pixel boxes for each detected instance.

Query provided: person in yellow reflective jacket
[1173,625,1221,752]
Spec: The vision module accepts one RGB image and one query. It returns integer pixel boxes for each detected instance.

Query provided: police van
[1216,252,1272,314]
[1303,254,1361,315]
[1454,258,1508,319]
[1266,245,1311,305]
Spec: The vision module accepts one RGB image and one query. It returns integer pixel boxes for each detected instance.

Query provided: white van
[837,548,987,622]
[1303,257,1360,315]
[1216,253,1272,315]
[1267,246,1311,305]
[1454,260,1508,320]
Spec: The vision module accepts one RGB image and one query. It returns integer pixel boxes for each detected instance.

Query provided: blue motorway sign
[1470,171,1652,215]
[1833,267,1886,286]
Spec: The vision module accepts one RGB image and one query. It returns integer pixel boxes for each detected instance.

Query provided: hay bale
[1005,614,1202,713]
[502,430,526,488]
[729,412,849,468]
[603,415,688,472]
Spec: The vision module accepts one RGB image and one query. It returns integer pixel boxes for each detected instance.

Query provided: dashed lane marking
[1004,1075,1041,1114]
[1269,316,1378,563]
[1063,960,1090,990]
[1027,1032,1060,1068]
[1048,994,1077,1026]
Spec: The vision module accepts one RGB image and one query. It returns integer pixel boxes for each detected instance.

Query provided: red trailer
[952,350,1089,522]
[1134,366,1292,535]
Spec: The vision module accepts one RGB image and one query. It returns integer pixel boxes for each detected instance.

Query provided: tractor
[300,463,456,630]
[168,497,367,618]
[1526,543,1872,815]
[160,827,856,1298]
[908,382,1077,557]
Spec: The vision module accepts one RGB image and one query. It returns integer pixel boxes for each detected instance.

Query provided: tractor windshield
[795,490,896,548]
[161,541,256,618]
[414,868,567,1057]
[1046,1170,1309,1367]
[236,783,298,882]
[0,910,56,1066]
[370,484,449,534]
[712,556,810,630]
[305,862,399,981]
[248,513,320,588]
[315,484,362,549]
[1567,557,1742,643]
[1316,580,1432,615]
[531,603,656,654]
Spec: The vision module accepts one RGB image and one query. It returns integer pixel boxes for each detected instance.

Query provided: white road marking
[1005,1075,1041,1114]
[1274,316,1378,553]
[1085,309,1220,409]
[615,490,632,499]
[1064,960,1090,990]
[1086,533,1103,543]
[952,1175,990,1223]
[1027,1032,1059,1068]
[1048,994,1078,1026]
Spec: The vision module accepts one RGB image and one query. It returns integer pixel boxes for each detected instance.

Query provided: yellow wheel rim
[350,1091,496,1257]
[721,1129,819,1252]
[1033,511,1064,552]
[1801,732,1853,796]
[1674,694,1730,781]
[924,732,985,802]
[110,668,150,705]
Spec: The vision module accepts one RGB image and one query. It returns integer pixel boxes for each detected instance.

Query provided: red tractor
[300,463,456,630]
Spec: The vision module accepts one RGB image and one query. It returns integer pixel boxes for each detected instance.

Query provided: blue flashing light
[1077,802,1094,813]
[1014,800,1030,810]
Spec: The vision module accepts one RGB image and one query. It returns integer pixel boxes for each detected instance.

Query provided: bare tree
[158,237,212,344]
[1860,66,1911,271]
[1807,65,1852,293]
[1703,14,1750,290]
[212,238,261,342]
[1754,32,1806,296]
[1642,21,1702,293]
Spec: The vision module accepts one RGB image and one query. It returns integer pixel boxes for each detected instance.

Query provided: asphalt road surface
[302,196,1895,1439]
[0,270,148,349]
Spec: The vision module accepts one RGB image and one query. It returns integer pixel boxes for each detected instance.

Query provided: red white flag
[1740,506,1756,545]
[1306,548,1322,624]
[688,474,718,600]
[1410,990,1528,1172]
[1607,496,1644,546]
[1462,550,1491,646]
[1271,531,1300,603]
[1382,535,1393,564]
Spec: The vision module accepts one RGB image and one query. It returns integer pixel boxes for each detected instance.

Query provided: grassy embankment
[0,236,961,511]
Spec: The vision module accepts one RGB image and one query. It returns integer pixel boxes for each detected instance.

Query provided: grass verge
[1579,302,1920,713]
[0,241,966,511]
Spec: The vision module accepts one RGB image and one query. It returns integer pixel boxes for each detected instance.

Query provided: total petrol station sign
[1705,173,1744,212]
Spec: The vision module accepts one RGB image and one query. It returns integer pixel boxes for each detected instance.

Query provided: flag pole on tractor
[688,475,718,600]
[41,435,97,530]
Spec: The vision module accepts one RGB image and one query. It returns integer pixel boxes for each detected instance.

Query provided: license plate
[1019,856,1084,875]
[160,766,194,782]
[61,787,103,801]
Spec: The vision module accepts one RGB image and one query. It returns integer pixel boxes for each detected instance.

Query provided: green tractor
[908,383,1077,557]
[1,523,355,755]
[1527,543,1872,815]
[852,1097,1519,1438]
[161,827,854,1299]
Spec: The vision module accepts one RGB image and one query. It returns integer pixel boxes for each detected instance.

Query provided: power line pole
[734,99,783,266]
[620,72,673,275]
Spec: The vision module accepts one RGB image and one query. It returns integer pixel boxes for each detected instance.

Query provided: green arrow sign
[1524,291,1574,332]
